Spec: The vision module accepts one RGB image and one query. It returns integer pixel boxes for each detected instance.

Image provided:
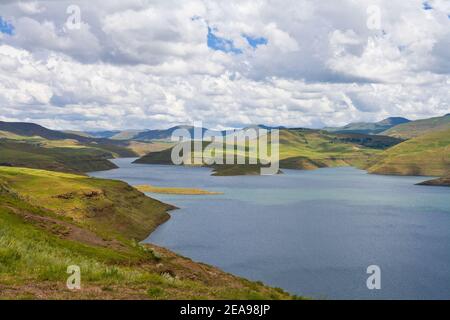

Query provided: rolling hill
[0,139,118,174]
[367,128,450,176]
[381,114,450,139]
[324,117,410,135]
[134,129,402,175]
[85,130,121,139]
[0,121,94,142]
[0,121,137,157]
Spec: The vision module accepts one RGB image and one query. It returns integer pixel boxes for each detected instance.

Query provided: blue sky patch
[422,2,433,10]
[207,27,242,54]
[0,16,14,35]
[243,34,268,48]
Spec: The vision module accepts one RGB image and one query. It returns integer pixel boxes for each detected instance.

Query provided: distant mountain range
[2,114,448,144]
[324,117,411,135]
[85,124,282,141]
[324,114,450,138]
[1,114,448,178]
[82,115,449,142]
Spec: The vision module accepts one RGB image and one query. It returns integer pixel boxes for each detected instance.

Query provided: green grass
[277,130,384,166]
[134,129,387,175]
[367,128,450,176]
[0,139,118,174]
[382,114,450,139]
[0,166,172,240]
[0,166,295,300]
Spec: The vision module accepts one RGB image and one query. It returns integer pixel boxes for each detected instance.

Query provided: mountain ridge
[381,114,450,139]
[324,117,411,135]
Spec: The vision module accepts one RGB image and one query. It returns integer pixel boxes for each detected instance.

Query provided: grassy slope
[0,167,293,300]
[133,129,393,175]
[367,128,450,176]
[126,141,173,157]
[0,121,137,158]
[277,130,391,170]
[0,139,117,174]
[382,114,450,139]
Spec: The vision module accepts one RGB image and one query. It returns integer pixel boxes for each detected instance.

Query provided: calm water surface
[90,158,450,299]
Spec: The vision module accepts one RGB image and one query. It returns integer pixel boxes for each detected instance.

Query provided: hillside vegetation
[0,121,137,158]
[382,114,450,139]
[0,139,117,174]
[0,167,293,299]
[367,128,450,176]
[0,122,145,173]
[278,129,398,169]
[134,129,400,175]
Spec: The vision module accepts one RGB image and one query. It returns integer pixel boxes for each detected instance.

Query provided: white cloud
[18,1,45,15]
[0,0,448,130]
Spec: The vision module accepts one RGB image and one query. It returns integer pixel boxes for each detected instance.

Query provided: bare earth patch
[4,205,126,251]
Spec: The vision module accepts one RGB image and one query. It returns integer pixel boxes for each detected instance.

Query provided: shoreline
[108,158,443,183]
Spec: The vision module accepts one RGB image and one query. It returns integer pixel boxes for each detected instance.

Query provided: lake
[90,158,450,299]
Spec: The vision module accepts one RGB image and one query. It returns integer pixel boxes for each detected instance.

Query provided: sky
[0,0,449,130]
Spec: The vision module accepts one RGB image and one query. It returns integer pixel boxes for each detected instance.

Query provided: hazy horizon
[3,113,450,133]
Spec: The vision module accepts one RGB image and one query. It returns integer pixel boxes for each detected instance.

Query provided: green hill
[0,121,184,173]
[133,129,402,175]
[133,143,177,165]
[0,121,98,142]
[85,130,122,139]
[0,167,293,299]
[367,128,450,176]
[0,121,137,158]
[278,129,400,169]
[0,139,117,174]
[324,117,410,135]
[382,114,450,139]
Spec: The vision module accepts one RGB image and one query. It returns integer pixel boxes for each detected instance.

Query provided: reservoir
[90,158,450,299]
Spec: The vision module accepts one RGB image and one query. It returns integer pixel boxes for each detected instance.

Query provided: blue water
[90,158,450,300]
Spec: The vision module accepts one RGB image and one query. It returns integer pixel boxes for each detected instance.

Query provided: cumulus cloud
[0,0,448,130]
